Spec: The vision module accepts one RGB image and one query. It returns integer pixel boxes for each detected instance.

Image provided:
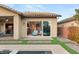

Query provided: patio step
[27,40,51,44]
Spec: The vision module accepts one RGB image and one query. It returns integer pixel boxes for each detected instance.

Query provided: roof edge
[0,4,23,15]
[58,17,75,24]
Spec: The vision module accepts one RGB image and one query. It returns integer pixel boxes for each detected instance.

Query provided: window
[27,21,51,36]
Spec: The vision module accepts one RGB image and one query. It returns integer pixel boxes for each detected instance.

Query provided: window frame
[26,20,52,37]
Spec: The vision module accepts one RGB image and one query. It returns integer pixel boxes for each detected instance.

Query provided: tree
[74,9,79,24]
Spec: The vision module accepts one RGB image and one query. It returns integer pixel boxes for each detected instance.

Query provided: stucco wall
[21,18,57,38]
[0,23,4,32]
[0,23,5,33]
[0,7,18,16]
[58,20,78,27]
[21,19,27,38]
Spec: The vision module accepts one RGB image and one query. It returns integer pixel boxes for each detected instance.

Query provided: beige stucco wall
[0,23,5,33]
[21,19,27,38]
[21,18,57,38]
[58,20,78,27]
[0,7,18,16]
[0,23,4,32]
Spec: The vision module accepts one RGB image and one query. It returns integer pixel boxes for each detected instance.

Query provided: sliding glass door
[27,21,51,36]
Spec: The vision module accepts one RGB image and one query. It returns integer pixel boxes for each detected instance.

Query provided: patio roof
[23,12,61,18]
[58,17,76,24]
[0,4,23,15]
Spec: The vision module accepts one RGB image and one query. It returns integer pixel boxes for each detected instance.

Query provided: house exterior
[0,4,61,40]
[58,17,79,38]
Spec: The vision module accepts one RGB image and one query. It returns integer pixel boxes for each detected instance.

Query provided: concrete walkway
[58,37,79,53]
[0,45,69,54]
[58,37,76,44]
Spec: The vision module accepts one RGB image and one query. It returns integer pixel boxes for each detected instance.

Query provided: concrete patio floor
[0,45,69,54]
[0,36,13,40]
[66,43,79,53]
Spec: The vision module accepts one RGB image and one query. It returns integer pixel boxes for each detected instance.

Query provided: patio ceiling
[0,16,13,22]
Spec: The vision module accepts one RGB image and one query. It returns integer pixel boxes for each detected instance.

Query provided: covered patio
[0,16,13,40]
[0,15,21,40]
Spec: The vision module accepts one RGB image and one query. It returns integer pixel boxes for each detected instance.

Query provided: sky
[6,4,79,21]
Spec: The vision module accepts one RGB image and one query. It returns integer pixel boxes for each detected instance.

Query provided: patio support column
[13,15,21,39]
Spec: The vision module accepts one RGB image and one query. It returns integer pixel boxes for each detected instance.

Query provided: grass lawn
[51,37,79,54]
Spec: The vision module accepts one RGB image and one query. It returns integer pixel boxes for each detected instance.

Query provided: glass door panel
[27,21,42,36]
[43,21,50,36]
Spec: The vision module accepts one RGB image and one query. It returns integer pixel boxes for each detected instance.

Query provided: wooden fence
[68,26,79,43]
